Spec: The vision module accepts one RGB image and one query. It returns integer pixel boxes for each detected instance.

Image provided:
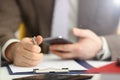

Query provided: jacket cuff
[96,37,111,60]
[1,39,20,61]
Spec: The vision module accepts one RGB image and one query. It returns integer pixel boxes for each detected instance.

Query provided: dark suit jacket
[0,0,120,61]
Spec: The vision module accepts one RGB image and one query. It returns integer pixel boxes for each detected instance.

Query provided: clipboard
[6,54,94,75]
[7,60,94,75]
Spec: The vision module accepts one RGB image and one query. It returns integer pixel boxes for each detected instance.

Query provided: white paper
[9,54,87,73]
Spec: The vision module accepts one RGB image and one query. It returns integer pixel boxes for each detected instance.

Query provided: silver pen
[32,36,38,45]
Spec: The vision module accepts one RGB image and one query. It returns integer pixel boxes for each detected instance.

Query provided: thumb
[36,35,43,45]
[72,28,91,38]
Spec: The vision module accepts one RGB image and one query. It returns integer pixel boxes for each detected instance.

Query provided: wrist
[96,37,104,59]
[5,42,18,62]
[2,39,20,61]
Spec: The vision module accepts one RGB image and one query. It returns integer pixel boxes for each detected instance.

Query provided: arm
[50,28,103,60]
[0,0,21,66]
[0,0,21,47]
[0,0,44,67]
[50,28,119,61]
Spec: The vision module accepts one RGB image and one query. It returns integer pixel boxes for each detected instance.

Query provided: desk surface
[0,66,100,80]
[1,66,120,80]
[1,54,120,80]
[0,67,34,80]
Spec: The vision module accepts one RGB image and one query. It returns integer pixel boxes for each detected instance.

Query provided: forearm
[0,0,21,62]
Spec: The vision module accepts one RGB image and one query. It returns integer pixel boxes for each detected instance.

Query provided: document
[8,54,87,74]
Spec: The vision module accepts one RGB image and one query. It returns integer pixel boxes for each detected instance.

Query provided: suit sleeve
[105,35,120,60]
[0,0,21,47]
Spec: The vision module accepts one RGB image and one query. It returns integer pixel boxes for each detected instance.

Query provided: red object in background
[86,61,120,74]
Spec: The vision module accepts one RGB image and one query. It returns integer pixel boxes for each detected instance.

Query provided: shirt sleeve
[1,39,20,61]
[96,37,111,60]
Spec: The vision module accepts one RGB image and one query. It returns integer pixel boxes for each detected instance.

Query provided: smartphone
[43,36,72,45]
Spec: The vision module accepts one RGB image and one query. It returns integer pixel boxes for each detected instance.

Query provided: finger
[24,60,42,67]
[50,44,73,52]
[21,37,42,52]
[36,35,43,45]
[14,59,42,67]
[51,50,75,59]
[22,38,33,44]
[21,41,41,53]
[32,45,41,53]
[14,52,43,67]
[72,28,92,38]
[21,38,34,51]
[23,53,43,66]
[14,60,33,67]
[22,49,43,60]
[26,44,41,53]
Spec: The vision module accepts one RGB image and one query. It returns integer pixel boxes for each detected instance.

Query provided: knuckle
[62,45,67,50]
[60,55,65,58]
[75,46,82,53]
[31,53,36,58]
[60,54,67,59]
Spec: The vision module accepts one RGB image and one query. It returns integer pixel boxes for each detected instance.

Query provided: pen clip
[32,36,38,45]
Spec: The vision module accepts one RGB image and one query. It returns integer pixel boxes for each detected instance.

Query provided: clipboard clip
[33,68,69,73]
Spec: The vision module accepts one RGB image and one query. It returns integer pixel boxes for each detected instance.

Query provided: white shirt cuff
[96,37,111,60]
[1,39,20,61]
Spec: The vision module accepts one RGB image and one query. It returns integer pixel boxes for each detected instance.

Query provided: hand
[5,35,43,67]
[50,28,102,60]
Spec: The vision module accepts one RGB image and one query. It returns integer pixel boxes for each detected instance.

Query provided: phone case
[43,36,72,45]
